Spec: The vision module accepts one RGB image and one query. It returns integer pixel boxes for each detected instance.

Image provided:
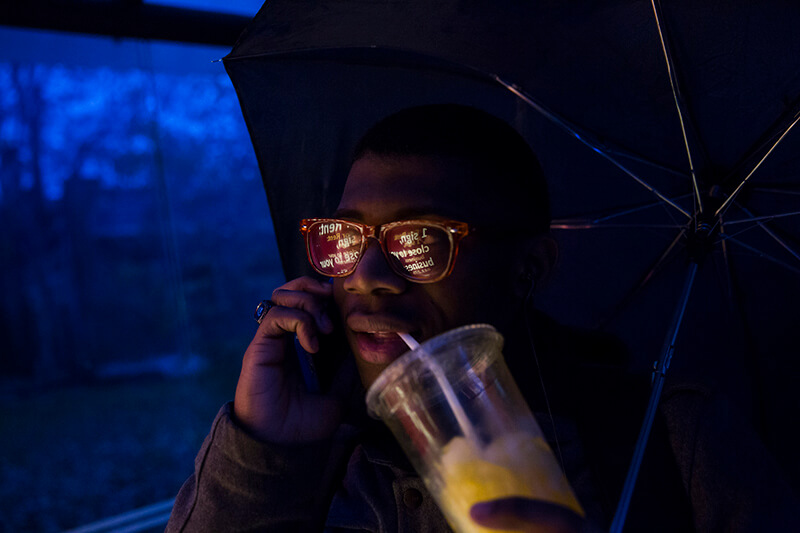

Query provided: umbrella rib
[660,195,686,228]
[551,194,694,228]
[601,148,690,181]
[724,236,800,275]
[498,79,692,220]
[716,222,800,266]
[722,94,800,189]
[591,193,693,223]
[751,186,800,196]
[651,0,703,216]
[722,210,800,226]
[719,202,800,264]
[751,225,800,264]
[717,223,766,243]
[551,222,685,230]
[596,228,686,330]
[714,110,800,222]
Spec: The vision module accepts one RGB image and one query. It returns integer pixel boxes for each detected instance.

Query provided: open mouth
[353,330,416,365]
[346,311,421,365]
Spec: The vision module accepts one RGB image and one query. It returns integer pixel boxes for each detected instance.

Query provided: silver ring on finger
[254,299,277,324]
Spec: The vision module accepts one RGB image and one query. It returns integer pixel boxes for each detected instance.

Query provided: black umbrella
[222,0,800,528]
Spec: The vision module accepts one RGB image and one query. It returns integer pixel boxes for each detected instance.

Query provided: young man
[167,105,797,532]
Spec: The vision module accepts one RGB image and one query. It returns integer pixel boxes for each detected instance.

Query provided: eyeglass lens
[307,220,452,281]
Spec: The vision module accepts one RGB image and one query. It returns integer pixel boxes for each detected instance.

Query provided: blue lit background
[0,4,285,530]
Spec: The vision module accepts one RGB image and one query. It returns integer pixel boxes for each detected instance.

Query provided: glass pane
[0,27,283,532]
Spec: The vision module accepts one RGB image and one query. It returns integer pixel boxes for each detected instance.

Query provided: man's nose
[343,238,406,294]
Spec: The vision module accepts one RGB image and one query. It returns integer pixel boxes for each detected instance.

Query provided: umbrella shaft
[610,261,699,533]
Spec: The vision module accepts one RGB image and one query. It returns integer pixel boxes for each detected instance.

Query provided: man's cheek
[428,285,482,327]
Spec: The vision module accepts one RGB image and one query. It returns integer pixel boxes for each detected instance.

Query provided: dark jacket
[166,318,798,532]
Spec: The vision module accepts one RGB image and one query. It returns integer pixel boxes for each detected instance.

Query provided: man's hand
[233,276,352,443]
[470,497,593,533]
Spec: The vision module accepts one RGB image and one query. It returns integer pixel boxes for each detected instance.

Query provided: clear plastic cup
[366,324,584,533]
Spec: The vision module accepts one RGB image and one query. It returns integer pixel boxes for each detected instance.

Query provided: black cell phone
[294,294,348,393]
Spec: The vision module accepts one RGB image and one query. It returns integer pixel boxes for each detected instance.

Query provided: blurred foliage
[0,61,285,384]
[0,57,286,532]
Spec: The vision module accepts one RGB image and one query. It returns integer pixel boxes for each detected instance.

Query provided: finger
[470,498,585,533]
[269,290,334,335]
[255,305,321,353]
[271,283,334,334]
[280,276,334,295]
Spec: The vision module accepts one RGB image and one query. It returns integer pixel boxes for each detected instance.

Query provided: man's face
[332,154,530,388]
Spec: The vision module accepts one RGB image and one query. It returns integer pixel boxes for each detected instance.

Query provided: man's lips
[353,332,411,364]
[346,314,419,365]
[347,313,416,334]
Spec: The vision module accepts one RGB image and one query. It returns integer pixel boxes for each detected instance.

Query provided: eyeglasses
[299,218,471,283]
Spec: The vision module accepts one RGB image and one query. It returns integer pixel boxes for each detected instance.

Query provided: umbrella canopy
[223,0,800,505]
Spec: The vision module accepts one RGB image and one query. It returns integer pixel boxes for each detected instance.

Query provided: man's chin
[354,358,391,391]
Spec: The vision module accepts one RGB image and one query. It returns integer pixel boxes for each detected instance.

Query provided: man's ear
[522,233,558,285]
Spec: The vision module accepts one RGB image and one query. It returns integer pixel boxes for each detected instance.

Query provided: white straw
[397,332,420,350]
[397,332,479,446]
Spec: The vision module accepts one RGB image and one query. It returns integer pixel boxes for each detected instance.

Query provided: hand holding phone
[234,276,350,443]
[294,311,348,394]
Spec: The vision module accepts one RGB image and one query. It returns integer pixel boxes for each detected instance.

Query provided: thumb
[470,497,585,533]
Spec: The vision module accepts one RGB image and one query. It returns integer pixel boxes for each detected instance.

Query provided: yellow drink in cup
[437,434,583,533]
[366,325,584,533]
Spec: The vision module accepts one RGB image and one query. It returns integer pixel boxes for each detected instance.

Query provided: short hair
[352,104,551,233]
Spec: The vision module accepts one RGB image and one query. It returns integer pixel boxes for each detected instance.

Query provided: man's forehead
[337,154,484,221]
